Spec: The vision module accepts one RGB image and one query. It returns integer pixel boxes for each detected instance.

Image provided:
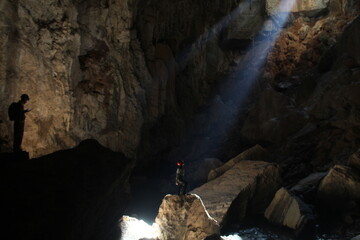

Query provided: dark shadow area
[0,139,134,240]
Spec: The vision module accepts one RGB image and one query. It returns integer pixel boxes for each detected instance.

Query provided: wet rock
[192,160,281,226]
[246,14,360,170]
[317,165,360,215]
[264,187,316,232]
[349,149,360,171]
[155,194,220,240]
[119,216,159,240]
[208,145,268,181]
[352,235,360,240]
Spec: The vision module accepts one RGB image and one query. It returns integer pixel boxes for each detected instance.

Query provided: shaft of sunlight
[178,0,297,161]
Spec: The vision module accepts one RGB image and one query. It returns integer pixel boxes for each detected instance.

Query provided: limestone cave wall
[0,0,359,165]
[0,0,264,158]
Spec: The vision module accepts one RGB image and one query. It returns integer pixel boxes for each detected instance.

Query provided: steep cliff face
[242,10,360,174]
[0,0,147,157]
[0,0,259,158]
[0,0,359,164]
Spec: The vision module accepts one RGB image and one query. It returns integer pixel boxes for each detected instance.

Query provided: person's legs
[181,180,188,195]
[13,121,24,152]
[178,179,188,195]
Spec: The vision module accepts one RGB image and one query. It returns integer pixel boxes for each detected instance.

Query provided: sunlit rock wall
[0,0,263,158]
[0,0,358,162]
[242,5,360,170]
[0,0,80,155]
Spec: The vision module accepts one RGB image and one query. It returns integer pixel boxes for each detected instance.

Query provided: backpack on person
[8,102,17,121]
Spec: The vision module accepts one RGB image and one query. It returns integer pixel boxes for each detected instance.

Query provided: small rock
[287,31,299,41]
[298,25,310,40]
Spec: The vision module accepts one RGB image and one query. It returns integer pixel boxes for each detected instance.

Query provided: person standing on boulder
[8,94,31,152]
[176,160,187,195]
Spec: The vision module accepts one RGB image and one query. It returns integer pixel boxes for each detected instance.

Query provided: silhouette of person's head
[20,94,30,104]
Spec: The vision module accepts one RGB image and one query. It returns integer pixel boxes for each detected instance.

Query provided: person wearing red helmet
[176,160,187,195]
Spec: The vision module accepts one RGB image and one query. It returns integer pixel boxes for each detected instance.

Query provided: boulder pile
[192,159,281,226]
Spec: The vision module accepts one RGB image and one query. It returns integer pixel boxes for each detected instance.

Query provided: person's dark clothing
[176,166,187,195]
[13,120,25,152]
[13,102,26,152]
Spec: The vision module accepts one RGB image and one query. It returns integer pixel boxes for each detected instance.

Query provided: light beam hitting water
[120,216,159,240]
[120,215,244,240]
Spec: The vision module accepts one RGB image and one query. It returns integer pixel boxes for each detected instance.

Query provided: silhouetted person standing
[176,160,187,195]
[8,94,31,152]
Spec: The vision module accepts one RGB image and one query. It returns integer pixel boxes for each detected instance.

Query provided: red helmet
[177,160,184,166]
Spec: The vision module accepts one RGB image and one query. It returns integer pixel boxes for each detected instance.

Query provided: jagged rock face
[0,0,159,158]
[0,0,269,158]
[191,160,281,226]
[265,14,357,81]
[155,194,220,240]
[0,0,359,172]
[242,15,360,171]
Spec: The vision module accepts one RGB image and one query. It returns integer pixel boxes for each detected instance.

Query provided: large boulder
[207,145,269,181]
[264,172,326,233]
[155,194,220,240]
[1,139,134,240]
[192,160,281,226]
[264,188,316,232]
[317,165,360,214]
